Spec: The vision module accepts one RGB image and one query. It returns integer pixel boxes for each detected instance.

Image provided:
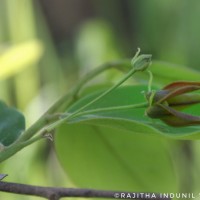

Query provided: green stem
[71,68,138,114]
[69,102,148,120]
[0,136,43,162]
[45,68,139,131]
[20,59,130,142]
[67,49,151,118]
[0,51,151,163]
[23,50,151,141]
[48,59,131,114]
[0,60,131,163]
[45,52,151,132]
[46,102,148,132]
[147,70,153,92]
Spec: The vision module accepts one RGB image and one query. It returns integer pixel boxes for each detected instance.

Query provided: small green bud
[131,48,152,72]
[131,54,152,72]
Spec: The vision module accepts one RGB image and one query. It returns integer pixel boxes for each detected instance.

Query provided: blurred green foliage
[1,0,200,200]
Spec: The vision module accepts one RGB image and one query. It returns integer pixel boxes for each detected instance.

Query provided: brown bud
[146,81,200,127]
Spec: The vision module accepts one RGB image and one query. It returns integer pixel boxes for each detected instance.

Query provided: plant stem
[23,50,151,141]
[20,59,130,142]
[70,102,148,120]
[0,60,130,163]
[0,51,151,163]
[71,68,138,113]
[0,181,170,200]
[45,52,151,131]
[52,60,131,113]
[68,49,151,118]
[0,135,47,163]
[45,102,148,132]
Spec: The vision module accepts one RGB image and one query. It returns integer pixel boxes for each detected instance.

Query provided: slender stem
[45,52,151,132]
[0,181,171,200]
[70,68,138,115]
[68,102,148,120]
[0,135,47,163]
[45,67,138,131]
[20,60,130,142]
[67,48,151,118]
[45,102,148,132]
[147,70,153,92]
[22,50,151,141]
[0,51,151,163]
[0,60,131,163]
[48,60,130,114]
[66,51,151,119]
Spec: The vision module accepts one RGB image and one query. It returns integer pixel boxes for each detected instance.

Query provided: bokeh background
[1,0,200,199]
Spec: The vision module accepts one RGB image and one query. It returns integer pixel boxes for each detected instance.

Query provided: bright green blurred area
[1,0,200,199]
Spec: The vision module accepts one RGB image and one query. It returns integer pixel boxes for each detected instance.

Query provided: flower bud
[131,54,152,72]
[146,81,200,127]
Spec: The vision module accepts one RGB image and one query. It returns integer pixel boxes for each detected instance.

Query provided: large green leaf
[65,85,200,139]
[0,101,25,146]
[56,123,177,192]
[55,84,200,192]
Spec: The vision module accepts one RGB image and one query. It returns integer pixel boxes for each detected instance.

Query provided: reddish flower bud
[145,81,200,127]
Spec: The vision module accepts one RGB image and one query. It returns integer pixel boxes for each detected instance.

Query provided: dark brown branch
[0,181,171,200]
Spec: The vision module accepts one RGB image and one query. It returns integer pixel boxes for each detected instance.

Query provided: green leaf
[65,85,200,139]
[0,101,25,146]
[55,123,178,192]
